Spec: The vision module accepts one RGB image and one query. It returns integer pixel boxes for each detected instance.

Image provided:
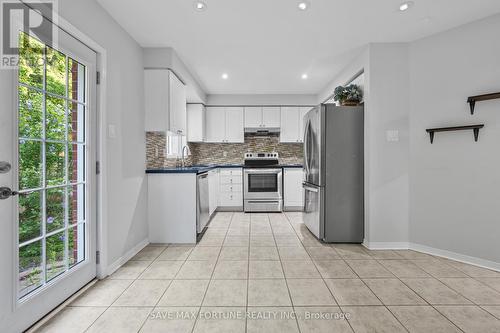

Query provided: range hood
[244,127,280,136]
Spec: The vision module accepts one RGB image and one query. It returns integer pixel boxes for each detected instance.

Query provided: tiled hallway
[37,212,500,332]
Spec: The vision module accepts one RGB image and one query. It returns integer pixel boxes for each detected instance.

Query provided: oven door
[244,168,282,200]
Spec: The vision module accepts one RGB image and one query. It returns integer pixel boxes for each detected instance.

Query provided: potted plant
[333,84,363,106]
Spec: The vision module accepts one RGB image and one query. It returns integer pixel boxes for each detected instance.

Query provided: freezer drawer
[302,182,322,239]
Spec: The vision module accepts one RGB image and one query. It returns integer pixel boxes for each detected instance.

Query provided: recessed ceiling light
[301,73,308,79]
[193,1,207,11]
[221,73,228,80]
[298,1,310,11]
[399,1,414,12]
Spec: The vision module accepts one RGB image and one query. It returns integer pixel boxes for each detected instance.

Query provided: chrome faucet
[181,145,189,168]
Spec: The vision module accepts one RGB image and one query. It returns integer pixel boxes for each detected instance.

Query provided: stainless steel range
[243,152,283,212]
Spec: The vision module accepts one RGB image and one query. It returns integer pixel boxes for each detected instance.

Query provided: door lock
[0,187,18,200]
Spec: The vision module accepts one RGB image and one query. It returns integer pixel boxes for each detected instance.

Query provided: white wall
[318,44,410,248]
[59,0,148,274]
[206,94,317,106]
[144,47,207,103]
[409,14,500,265]
[367,44,410,248]
[318,47,369,103]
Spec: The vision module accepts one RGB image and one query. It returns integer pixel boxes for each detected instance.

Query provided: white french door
[0,5,97,332]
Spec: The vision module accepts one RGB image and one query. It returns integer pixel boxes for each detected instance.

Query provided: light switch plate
[386,130,399,142]
[108,124,116,138]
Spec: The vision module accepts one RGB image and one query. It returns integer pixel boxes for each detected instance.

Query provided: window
[166,133,189,158]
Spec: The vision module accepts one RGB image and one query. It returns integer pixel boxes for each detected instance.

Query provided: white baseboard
[409,242,500,272]
[363,241,409,250]
[362,240,500,272]
[104,238,149,277]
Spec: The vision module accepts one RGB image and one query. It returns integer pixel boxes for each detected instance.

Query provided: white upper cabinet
[244,107,262,128]
[225,107,245,143]
[144,69,169,131]
[205,107,226,143]
[262,107,281,128]
[299,107,311,142]
[187,104,205,142]
[144,69,186,134]
[206,107,244,143]
[169,72,187,135]
[280,107,300,143]
[280,106,312,143]
[244,106,280,128]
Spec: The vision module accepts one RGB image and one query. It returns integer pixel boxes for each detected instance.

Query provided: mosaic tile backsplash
[146,131,303,169]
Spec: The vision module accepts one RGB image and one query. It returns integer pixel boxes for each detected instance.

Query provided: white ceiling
[96,0,500,95]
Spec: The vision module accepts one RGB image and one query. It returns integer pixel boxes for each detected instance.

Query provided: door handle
[302,183,319,193]
[0,187,19,200]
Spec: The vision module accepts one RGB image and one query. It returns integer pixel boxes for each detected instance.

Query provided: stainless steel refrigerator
[302,104,364,243]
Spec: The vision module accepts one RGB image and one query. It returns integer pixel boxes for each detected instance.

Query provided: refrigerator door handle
[303,119,311,175]
[302,182,319,193]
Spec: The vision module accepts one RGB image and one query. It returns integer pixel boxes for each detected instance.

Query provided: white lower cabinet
[284,168,304,210]
[148,174,197,243]
[208,168,219,216]
[218,168,243,209]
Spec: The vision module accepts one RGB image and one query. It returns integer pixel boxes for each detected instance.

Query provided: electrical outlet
[386,130,399,142]
[155,147,159,158]
[223,151,228,157]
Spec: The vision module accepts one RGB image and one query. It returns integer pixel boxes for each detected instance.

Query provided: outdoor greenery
[18,32,84,295]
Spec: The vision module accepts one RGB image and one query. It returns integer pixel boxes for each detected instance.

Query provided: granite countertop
[146,164,303,174]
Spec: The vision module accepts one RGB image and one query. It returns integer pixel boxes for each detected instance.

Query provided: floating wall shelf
[467,92,500,114]
[426,124,484,144]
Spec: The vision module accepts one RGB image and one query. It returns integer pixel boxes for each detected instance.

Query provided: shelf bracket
[467,92,500,115]
[426,124,484,144]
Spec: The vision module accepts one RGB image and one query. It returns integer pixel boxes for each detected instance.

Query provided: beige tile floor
[36,212,500,333]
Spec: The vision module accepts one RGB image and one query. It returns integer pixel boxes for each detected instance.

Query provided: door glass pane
[18,86,43,139]
[68,184,85,225]
[46,142,66,186]
[18,33,44,89]
[68,143,85,184]
[17,31,89,300]
[46,187,65,233]
[69,224,85,268]
[19,241,43,297]
[68,58,86,103]
[46,95,66,141]
[18,139,42,190]
[19,191,42,243]
[45,46,66,96]
[46,231,66,281]
[68,102,85,143]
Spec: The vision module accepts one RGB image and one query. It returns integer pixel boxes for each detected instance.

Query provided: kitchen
[1,1,500,332]
[145,83,313,243]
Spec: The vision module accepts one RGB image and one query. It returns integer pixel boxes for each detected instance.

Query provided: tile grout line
[285,212,357,333]
[83,244,170,333]
[190,212,231,333]
[245,213,251,333]
[339,252,410,333]
[368,256,466,333]
[136,244,191,332]
[279,212,317,333]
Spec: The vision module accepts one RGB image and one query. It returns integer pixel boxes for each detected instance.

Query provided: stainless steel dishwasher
[197,172,210,233]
